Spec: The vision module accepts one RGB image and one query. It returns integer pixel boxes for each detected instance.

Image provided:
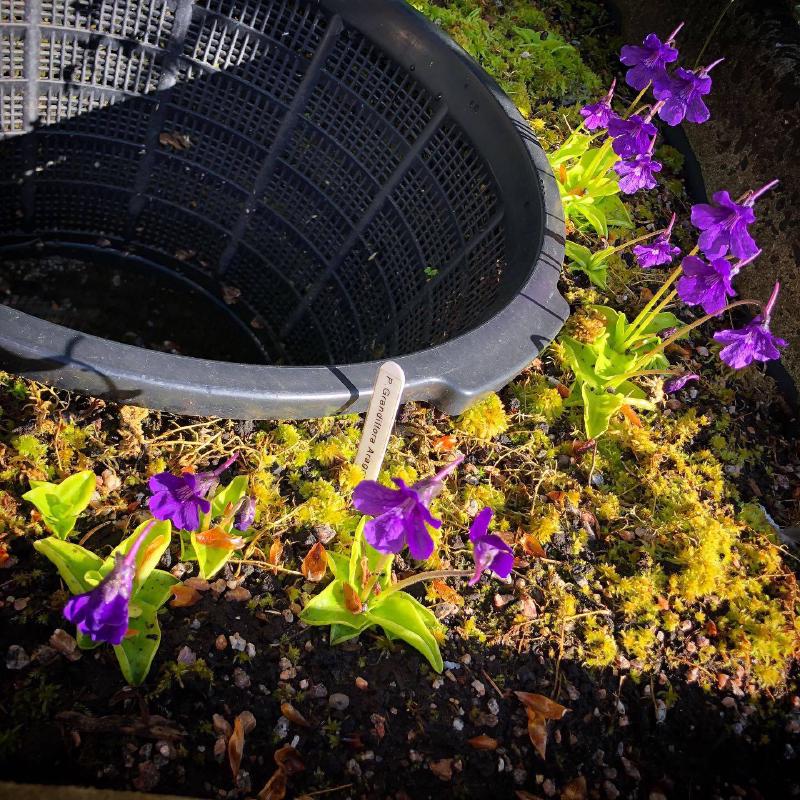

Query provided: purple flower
[676,254,736,315]
[714,282,787,369]
[468,508,514,586]
[653,59,722,126]
[615,151,662,194]
[352,457,463,561]
[148,454,238,532]
[580,79,616,131]
[664,373,699,393]
[608,114,657,159]
[63,522,154,645]
[234,497,256,532]
[620,26,682,90]
[691,181,778,260]
[634,214,681,268]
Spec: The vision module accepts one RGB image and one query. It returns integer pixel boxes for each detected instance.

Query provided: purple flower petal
[352,480,404,517]
[468,508,515,585]
[619,33,679,90]
[664,373,700,393]
[676,255,736,315]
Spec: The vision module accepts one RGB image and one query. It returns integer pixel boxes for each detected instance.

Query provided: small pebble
[225,586,251,602]
[215,634,228,651]
[177,646,196,665]
[452,718,464,731]
[6,645,29,670]
[233,668,251,689]
[487,698,500,716]
[329,692,350,711]
[355,676,369,691]
[229,633,247,652]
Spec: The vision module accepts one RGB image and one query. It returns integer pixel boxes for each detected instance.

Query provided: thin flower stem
[607,368,680,390]
[606,228,663,255]
[695,0,736,68]
[641,300,762,360]
[378,569,473,600]
[624,267,683,346]
[361,551,393,601]
[623,84,651,118]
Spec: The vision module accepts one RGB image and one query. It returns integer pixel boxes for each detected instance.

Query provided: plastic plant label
[355,361,405,481]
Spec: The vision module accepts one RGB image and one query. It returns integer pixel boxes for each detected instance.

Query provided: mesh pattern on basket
[0,0,509,366]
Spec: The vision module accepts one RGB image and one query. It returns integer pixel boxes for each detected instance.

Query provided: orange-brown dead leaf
[555,383,571,399]
[431,579,465,607]
[432,434,457,452]
[526,713,549,760]
[268,539,284,575]
[546,491,567,510]
[620,404,643,428]
[0,544,10,568]
[429,758,454,781]
[195,526,245,550]
[343,582,363,614]
[273,745,304,775]
[227,714,245,780]
[515,691,570,720]
[257,767,287,800]
[561,776,588,800]
[515,792,545,800]
[666,342,692,359]
[280,702,310,728]
[300,542,327,582]
[639,287,654,304]
[520,532,546,559]
[169,584,202,608]
[467,734,498,750]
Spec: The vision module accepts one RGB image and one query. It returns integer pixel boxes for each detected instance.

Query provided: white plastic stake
[355,361,406,481]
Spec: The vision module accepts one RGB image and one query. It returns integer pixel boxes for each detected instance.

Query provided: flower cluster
[353,456,514,584]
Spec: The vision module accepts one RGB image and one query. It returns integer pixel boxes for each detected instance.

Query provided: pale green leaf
[32,536,103,595]
[23,470,96,539]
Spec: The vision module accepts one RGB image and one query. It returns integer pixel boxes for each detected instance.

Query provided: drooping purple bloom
[234,496,256,532]
[580,79,617,131]
[619,26,682,90]
[352,456,463,561]
[614,151,662,194]
[634,214,681,268]
[664,373,699,393]
[691,181,778,260]
[468,507,514,586]
[63,522,154,645]
[148,454,238,532]
[608,113,658,159]
[714,282,787,369]
[676,254,736,315]
[653,59,722,126]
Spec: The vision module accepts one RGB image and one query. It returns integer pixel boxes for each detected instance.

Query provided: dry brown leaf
[431,578,465,607]
[520,532,546,559]
[195,526,245,550]
[169,584,202,608]
[301,542,328,582]
[159,130,192,150]
[257,767,287,800]
[515,792,545,800]
[280,702,310,728]
[273,745,304,775]
[546,491,567,510]
[212,713,232,739]
[268,539,284,575]
[555,383,571,399]
[237,710,256,735]
[429,758,453,781]
[343,581,363,614]
[561,776,587,800]
[620,404,643,428]
[227,714,245,780]
[515,691,569,720]
[467,734,498,750]
[432,434,457,452]
[526,713,549,760]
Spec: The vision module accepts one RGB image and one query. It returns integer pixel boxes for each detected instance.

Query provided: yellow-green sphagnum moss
[455,393,509,440]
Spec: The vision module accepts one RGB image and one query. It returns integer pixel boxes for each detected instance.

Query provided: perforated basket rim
[0,0,567,419]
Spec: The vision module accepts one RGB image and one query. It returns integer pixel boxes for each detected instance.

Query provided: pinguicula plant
[148,454,256,579]
[22,469,96,539]
[558,27,787,440]
[300,456,514,671]
[32,516,176,685]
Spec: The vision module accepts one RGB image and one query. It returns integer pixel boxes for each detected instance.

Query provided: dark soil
[0,253,266,364]
[1,527,799,800]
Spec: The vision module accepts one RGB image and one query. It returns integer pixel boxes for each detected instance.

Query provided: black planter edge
[0,0,568,420]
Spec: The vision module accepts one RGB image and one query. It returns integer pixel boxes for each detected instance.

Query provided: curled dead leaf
[195,526,245,550]
[227,714,245,780]
[555,383,571,399]
[429,758,453,781]
[546,491,566,510]
[169,584,202,608]
[257,767,287,800]
[301,542,327,582]
[467,734,498,750]
[520,532,546,559]
[280,702,310,728]
[343,581,363,614]
[526,713,548,760]
[514,691,569,720]
[236,710,256,735]
[268,539,284,575]
[212,713,231,739]
[431,579,465,607]
[273,744,304,775]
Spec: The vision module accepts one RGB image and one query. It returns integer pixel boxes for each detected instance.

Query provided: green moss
[455,393,509,440]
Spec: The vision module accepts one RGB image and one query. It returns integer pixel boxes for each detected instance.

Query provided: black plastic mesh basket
[0,0,566,418]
